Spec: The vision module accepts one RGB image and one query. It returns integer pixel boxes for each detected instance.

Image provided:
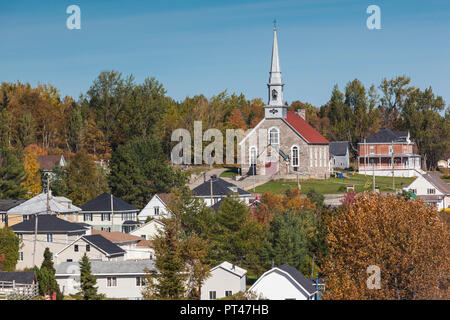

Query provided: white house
[91,230,154,261]
[200,261,247,300]
[130,219,165,241]
[55,234,126,264]
[329,141,350,170]
[80,193,140,233]
[55,260,155,300]
[404,173,450,211]
[138,194,173,221]
[192,177,252,207]
[248,264,317,300]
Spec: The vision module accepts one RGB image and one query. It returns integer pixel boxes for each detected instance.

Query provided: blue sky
[0,0,449,107]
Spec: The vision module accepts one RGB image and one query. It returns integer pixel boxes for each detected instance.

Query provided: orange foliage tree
[252,188,316,226]
[22,145,42,197]
[322,193,449,300]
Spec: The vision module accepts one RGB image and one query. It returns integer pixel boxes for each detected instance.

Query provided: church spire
[265,23,286,118]
[269,24,282,86]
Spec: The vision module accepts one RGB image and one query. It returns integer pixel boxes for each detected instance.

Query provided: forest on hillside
[0,71,449,206]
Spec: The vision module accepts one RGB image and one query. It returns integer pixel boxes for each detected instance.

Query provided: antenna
[273,19,277,30]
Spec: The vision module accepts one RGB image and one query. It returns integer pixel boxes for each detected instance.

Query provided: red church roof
[284,111,329,144]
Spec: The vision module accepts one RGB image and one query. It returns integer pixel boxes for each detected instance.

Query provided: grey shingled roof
[329,141,349,156]
[366,129,409,143]
[0,199,26,213]
[0,271,36,284]
[422,173,450,194]
[278,264,318,296]
[55,260,156,275]
[193,178,251,197]
[81,193,138,213]
[11,215,86,234]
[82,234,126,257]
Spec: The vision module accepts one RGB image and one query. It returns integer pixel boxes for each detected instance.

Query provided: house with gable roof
[192,177,251,207]
[80,193,140,233]
[55,233,126,264]
[238,26,329,178]
[200,261,247,300]
[138,193,174,221]
[249,264,318,300]
[404,172,450,211]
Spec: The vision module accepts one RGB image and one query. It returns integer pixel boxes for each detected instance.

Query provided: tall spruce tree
[0,227,20,271]
[0,147,27,199]
[143,219,187,300]
[36,248,63,299]
[79,254,103,300]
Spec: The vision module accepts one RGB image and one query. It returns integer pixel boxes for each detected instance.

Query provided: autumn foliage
[322,193,449,300]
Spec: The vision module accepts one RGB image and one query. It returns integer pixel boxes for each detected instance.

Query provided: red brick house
[358,129,423,177]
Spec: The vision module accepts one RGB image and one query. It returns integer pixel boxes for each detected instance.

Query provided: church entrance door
[265,161,278,175]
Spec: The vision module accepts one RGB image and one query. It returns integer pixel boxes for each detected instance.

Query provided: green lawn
[254,174,416,195]
[220,167,240,178]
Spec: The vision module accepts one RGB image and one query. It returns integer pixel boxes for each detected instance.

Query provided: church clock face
[272,89,278,100]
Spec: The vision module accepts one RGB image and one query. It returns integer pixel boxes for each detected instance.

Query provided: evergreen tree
[210,196,263,274]
[79,254,103,300]
[0,147,27,199]
[36,248,63,299]
[143,219,187,300]
[109,136,186,208]
[64,150,109,206]
[0,227,20,271]
[67,104,83,153]
[0,108,10,149]
[260,209,316,275]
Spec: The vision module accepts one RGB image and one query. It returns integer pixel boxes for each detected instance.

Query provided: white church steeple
[265,22,286,119]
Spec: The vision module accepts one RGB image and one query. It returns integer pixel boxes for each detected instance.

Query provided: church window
[269,128,279,146]
[272,89,278,100]
[291,146,299,167]
[250,147,257,165]
[315,148,318,167]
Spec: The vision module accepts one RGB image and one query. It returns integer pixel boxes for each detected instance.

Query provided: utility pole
[210,177,213,206]
[364,139,367,176]
[111,194,114,232]
[391,141,395,192]
[372,161,376,193]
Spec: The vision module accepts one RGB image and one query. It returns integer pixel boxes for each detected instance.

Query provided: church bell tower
[265,23,286,119]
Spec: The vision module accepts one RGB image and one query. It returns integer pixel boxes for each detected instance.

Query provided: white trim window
[427,188,436,195]
[291,146,299,167]
[268,127,280,146]
[225,290,232,297]
[250,146,257,165]
[315,148,318,167]
[84,213,93,222]
[47,233,53,243]
[154,206,160,216]
[107,277,117,287]
[310,149,313,167]
[101,213,111,221]
[319,148,323,167]
[19,252,24,261]
[209,291,217,300]
[136,277,145,287]
[370,146,374,155]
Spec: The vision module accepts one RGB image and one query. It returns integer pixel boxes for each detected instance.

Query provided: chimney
[297,109,306,120]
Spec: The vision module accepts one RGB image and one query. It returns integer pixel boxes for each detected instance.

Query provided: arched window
[269,127,279,146]
[291,146,299,167]
[250,147,257,165]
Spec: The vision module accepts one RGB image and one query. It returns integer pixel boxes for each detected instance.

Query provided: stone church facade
[239,26,330,179]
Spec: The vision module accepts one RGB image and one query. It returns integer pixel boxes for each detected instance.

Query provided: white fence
[0,280,39,300]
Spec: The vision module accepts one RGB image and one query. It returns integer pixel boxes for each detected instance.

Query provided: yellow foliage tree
[322,193,449,300]
[22,146,42,198]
